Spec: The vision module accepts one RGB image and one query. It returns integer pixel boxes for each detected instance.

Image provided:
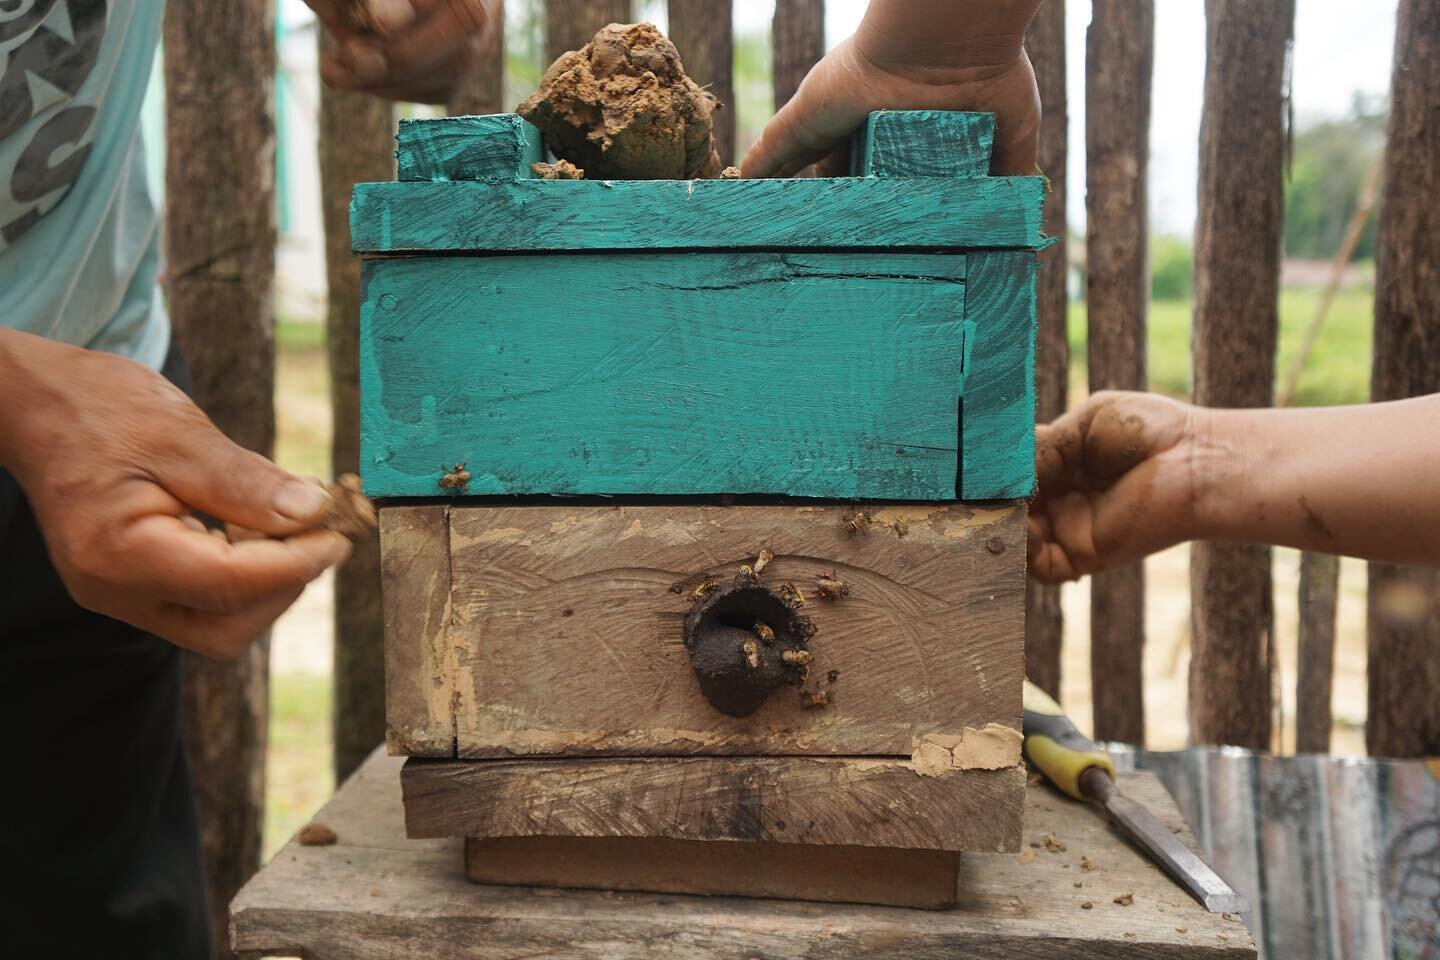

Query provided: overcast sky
[285,0,1400,236]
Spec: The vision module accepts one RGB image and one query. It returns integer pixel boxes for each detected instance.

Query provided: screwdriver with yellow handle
[1022,680,1248,915]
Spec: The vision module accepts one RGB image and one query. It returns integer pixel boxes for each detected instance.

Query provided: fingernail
[273,481,330,522]
[345,42,388,81]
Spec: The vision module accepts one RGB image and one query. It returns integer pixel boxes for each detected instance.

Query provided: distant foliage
[1283,98,1386,261]
[1150,235,1192,301]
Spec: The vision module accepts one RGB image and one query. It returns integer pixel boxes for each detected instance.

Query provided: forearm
[855,0,1042,74]
[1195,395,1440,565]
[0,328,52,471]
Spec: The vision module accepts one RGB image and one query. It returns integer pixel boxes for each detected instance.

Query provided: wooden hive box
[355,110,1046,909]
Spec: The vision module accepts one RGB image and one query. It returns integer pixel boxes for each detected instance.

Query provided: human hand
[1029,391,1208,583]
[0,332,350,658]
[743,0,1041,178]
[309,0,499,104]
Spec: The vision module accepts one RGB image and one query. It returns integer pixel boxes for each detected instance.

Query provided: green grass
[1067,286,1373,407]
[264,671,334,861]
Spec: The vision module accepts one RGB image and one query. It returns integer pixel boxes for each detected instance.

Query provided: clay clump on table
[517,22,722,180]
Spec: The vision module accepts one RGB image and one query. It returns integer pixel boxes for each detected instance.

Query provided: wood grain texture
[394,115,543,182]
[458,503,1020,756]
[381,506,456,758]
[667,0,735,166]
[163,2,274,954]
[348,175,1049,253]
[1086,0,1152,747]
[360,252,974,500]
[962,251,1037,500]
[403,755,1026,851]
[1365,0,1440,760]
[232,748,1257,959]
[1188,0,1293,750]
[1023,0,1068,698]
[1295,552,1338,753]
[384,503,1026,758]
[853,110,996,179]
[319,27,395,781]
[772,0,825,111]
[465,836,962,908]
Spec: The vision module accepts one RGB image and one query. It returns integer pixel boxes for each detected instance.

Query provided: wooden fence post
[668,0,735,166]
[772,0,825,111]
[164,0,276,953]
[448,2,506,116]
[1085,0,1152,744]
[1366,0,1440,758]
[1188,0,1293,750]
[545,0,632,64]
[319,33,396,783]
[1296,552,1339,753]
[1023,0,1066,700]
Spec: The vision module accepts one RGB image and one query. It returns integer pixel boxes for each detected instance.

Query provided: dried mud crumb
[322,474,377,539]
[1080,855,1097,871]
[1043,832,1066,853]
[1080,900,1093,910]
[517,22,721,180]
[1175,927,1188,934]
[298,823,338,846]
[1123,932,1137,942]
[1114,891,1134,906]
[1073,881,1083,888]
[531,159,585,179]
[1016,848,1036,865]
[752,547,774,577]
[720,165,741,178]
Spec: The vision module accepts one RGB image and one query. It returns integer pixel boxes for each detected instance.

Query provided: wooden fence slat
[668,0,735,166]
[545,0,632,64]
[1296,552,1339,753]
[163,0,276,954]
[1022,0,1066,700]
[447,6,505,116]
[772,0,825,111]
[319,32,396,783]
[1085,0,1153,745]
[1366,0,1440,759]
[1188,0,1293,750]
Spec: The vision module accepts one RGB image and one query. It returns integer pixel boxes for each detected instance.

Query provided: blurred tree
[1283,98,1386,261]
[1150,235,1192,301]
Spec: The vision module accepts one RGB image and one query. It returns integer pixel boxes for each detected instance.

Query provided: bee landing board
[359,111,1044,909]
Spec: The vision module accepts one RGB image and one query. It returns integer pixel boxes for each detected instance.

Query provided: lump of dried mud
[517,22,721,180]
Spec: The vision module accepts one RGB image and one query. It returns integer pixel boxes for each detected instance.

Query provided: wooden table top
[232,747,1255,959]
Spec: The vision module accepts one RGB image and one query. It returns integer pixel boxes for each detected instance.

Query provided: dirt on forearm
[517,22,721,180]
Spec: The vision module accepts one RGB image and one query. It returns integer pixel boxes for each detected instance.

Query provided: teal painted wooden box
[352,111,1045,501]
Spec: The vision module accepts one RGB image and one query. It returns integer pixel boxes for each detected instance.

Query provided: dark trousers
[0,350,209,958]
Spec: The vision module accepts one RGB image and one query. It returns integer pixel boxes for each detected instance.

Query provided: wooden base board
[403,756,1025,853]
[465,836,961,909]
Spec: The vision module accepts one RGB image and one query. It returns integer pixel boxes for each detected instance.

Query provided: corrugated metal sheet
[1109,746,1440,959]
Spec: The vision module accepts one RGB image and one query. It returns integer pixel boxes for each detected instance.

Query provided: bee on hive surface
[438,463,471,494]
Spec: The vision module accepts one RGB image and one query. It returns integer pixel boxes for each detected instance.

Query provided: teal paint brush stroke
[360,252,968,499]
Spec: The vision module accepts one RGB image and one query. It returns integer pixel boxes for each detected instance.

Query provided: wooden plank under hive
[359,110,1045,908]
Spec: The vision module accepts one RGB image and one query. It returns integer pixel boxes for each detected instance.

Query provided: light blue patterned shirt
[0,0,168,370]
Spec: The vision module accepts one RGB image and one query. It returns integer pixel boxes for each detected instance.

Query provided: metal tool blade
[1078,766,1248,914]
[1103,790,1250,914]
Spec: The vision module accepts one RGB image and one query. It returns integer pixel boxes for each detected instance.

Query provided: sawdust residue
[517,22,721,180]
[911,723,1022,776]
